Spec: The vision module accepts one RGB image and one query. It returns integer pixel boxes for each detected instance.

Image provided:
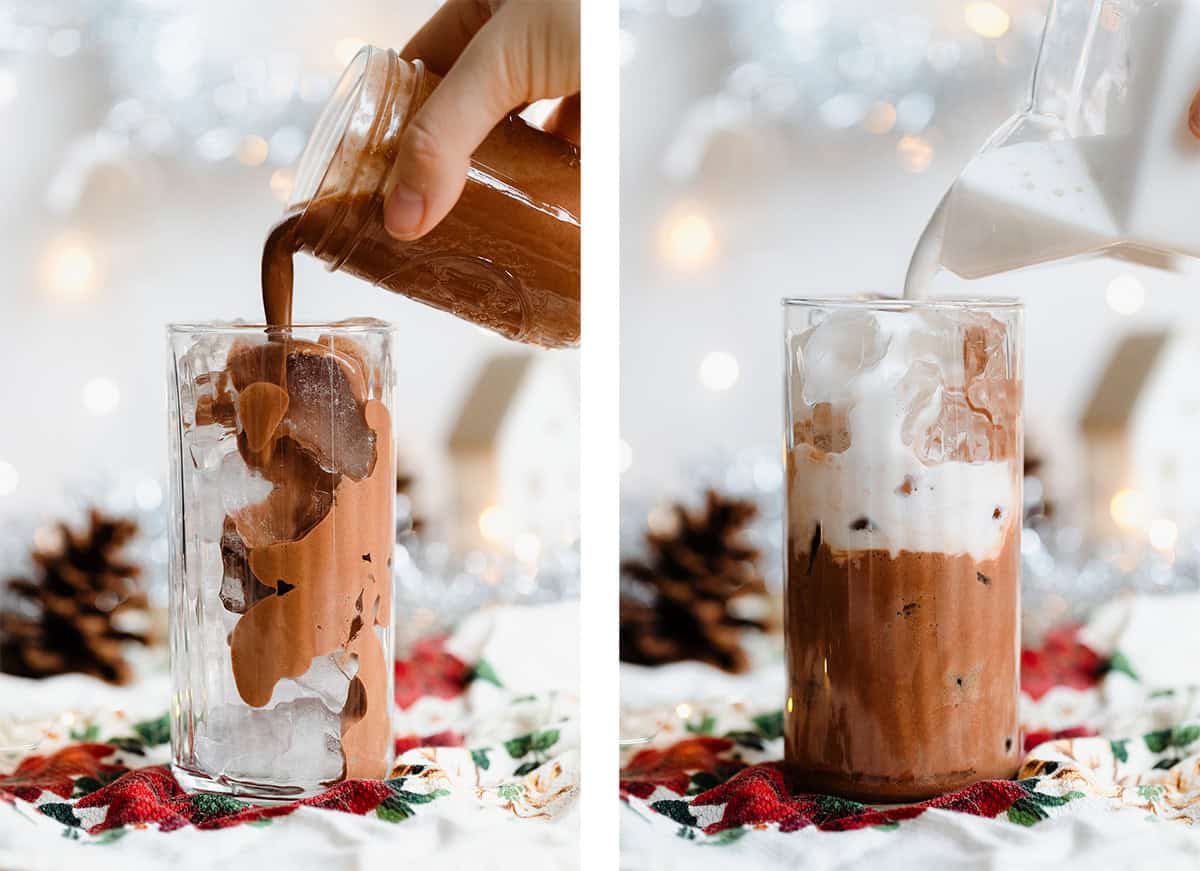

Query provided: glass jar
[271,45,580,347]
[906,0,1200,294]
[782,298,1023,802]
[167,321,396,799]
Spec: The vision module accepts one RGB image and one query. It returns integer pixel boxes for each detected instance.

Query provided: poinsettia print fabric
[0,602,579,864]
[620,594,1200,851]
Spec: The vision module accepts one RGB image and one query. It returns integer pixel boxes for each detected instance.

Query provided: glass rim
[780,296,1023,312]
[167,320,395,334]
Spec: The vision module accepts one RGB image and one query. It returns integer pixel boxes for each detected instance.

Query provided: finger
[542,93,581,145]
[384,6,531,240]
[399,0,497,75]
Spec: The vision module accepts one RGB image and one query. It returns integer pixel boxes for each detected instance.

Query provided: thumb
[383,7,529,241]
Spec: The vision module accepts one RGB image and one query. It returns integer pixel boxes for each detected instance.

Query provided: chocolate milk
[783,304,1022,802]
[785,535,1020,801]
[201,337,395,781]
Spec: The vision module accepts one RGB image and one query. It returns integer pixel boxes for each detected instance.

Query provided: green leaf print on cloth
[375,772,451,824]
[505,728,562,776]
[469,660,504,689]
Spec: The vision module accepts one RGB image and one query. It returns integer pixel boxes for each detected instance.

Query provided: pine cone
[0,509,149,684]
[1024,442,1053,522]
[396,469,426,536]
[620,490,768,673]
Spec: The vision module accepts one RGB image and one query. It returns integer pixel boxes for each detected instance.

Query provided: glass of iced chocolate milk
[782,298,1022,802]
[167,321,396,798]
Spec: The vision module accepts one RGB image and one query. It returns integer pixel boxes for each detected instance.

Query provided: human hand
[384,0,580,240]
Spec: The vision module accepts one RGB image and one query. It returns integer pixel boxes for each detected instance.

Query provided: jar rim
[288,45,373,210]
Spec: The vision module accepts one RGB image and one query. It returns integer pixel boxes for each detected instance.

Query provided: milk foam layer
[789,309,1018,562]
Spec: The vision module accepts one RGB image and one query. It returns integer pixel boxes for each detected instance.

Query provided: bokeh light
[964,2,1011,39]
[863,102,897,135]
[83,377,120,416]
[269,168,295,202]
[1110,489,1145,531]
[1106,274,1146,316]
[698,351,740,391]
[0,460,18,496]
[478,505,513,546]
[513,532,541,564]
[237,134,269,166]
[41,233,101,300]
[1149,517,1179,552]
[660,210,717,270]
[896,135,934,173]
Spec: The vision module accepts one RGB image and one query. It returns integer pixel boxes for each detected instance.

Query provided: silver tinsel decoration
[0,475,581,652]
[620,0,1048,179]
[622,450,1200,645]
[393,533,581,650]
[1,0,346,212]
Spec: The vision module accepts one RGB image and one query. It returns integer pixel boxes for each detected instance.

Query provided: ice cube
[907,311,966,386]
[224,338,376,481]
[900,360,944,449]
[219,451,274,515]
[792,403,852,454]
[229,436,337,548]
[187,429,227,474]
[264,650,359,714]
[966,351,1018,424]
[799,310,891,404]
[915,391,994,464]
[282,351,377,480]
[194,698,344,785]
[961,313,1007,383]
[219,519,275,614]
[193,478,228,543]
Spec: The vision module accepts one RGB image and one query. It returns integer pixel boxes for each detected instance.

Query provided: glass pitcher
[906,0,1200,296]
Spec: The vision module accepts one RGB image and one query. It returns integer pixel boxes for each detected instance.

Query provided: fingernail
[384,184,424,238]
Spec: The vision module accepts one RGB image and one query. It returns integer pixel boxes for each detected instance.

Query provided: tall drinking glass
[167,321,396,798]
[782,299,1023,802]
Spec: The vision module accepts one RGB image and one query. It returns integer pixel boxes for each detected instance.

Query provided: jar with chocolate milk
[265,45,580,346]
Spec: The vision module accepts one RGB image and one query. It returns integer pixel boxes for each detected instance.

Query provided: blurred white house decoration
[1081,331,1200,547]
[447,352,581,554]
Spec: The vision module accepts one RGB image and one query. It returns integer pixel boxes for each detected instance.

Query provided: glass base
[172,762,333,803]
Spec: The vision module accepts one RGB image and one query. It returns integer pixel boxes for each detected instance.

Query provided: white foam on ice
[789,309,1018,562]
